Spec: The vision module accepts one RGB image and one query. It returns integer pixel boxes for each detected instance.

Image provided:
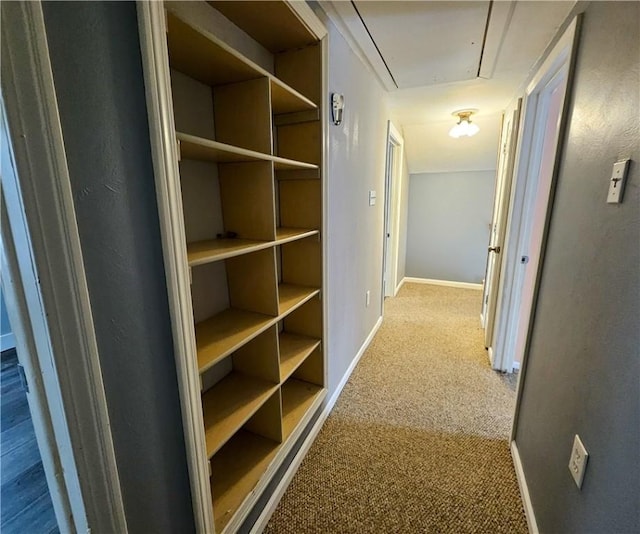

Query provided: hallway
[265,283,526,533]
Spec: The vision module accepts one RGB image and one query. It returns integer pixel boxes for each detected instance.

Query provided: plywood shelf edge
[202,373,279,458]
[279,332,321,382]
[177,132,317,170]
[187,229,318,269]
[211,387,326,533]
[187,238,273,266]
[167,11,317,114]
[275,228,319,245]
[196,309,278,374]
[281,379,325,440]
[278,284,320,317]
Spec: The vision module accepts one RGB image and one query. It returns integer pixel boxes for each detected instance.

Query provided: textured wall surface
[406,170,495,283]
[42,3,195,532]
[515,2,640,533]
[325,18,390,394]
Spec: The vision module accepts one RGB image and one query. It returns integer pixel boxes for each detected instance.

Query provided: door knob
[488,246,501,253]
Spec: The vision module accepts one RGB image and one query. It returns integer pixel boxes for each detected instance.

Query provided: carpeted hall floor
[264,283,527,533]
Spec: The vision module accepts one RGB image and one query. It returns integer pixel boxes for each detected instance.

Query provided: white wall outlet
[365,290,371,307]
[568,434,589,489]
[607,159,630,204]
[369,190,377,206]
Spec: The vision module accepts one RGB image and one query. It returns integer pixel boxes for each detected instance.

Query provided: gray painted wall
[405,170,495,284]
[397,156,410,283]
[0,290,11,337]
[42,3,194,532]
[324,17,390,394]
[515,3,639,533]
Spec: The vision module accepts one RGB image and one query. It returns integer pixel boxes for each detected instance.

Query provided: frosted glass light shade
[449,118,479,138]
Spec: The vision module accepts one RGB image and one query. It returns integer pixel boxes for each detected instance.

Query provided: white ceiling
[354,1,490,88]
[322,0,577,174]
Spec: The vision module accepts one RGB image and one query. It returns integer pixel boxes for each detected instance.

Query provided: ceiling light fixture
[449,109,480,138]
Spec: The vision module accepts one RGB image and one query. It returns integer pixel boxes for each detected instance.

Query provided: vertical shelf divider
[156,3,327,532]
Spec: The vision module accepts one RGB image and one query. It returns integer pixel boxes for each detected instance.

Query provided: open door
[382,121,404,300]
[481,99,522,357]
[493,17,579,375]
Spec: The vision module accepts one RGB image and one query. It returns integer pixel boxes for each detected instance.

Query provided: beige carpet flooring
[264,283,527,533]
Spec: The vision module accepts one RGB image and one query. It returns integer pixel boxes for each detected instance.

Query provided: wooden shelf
[210,430,279,533]
[270,79,315,115]
[167,11,316,115]
[279,333,320,382]
[275,227,318,245]
[165,5,325,531]
[278,284,319,316]
[196,309,276,373]
[202,373,278,458]
[209,1,318,53]
[281,379,324,440]
[187,238,272,266]
[177,132,317,170]
[186,229,317,268]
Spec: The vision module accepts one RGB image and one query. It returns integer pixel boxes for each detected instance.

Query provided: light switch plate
[568,434,589,489]
[607,159,630,203]
[369,190,377,206]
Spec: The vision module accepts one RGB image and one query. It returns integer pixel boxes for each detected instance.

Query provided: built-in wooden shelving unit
[162,2,326,531]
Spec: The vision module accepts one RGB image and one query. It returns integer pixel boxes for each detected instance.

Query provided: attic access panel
[353,0,490,88]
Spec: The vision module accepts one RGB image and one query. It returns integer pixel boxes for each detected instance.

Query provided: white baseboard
[250,315,384,533]
[0,332,16,352]
[403,277,483,291]
[511,441,539,534]
[488,346,494,366]
[394,278,406,294]
[513,361,521,371]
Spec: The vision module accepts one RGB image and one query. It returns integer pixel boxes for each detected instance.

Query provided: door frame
[382,121,404,300]
[481,98,522,360]
[492,16,580,377]
[1,2,127,532]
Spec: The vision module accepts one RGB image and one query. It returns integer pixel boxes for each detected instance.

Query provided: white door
[383,142,394,297]
[382,121,404,299]
[481,100,522,353]
[492,18,579,373]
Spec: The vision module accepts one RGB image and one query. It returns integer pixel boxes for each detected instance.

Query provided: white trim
[136,4,213,532]
[488,346,495,366]
[0,332,16,351]
[493,17,579,376]
[1,192,75,534]
[511,441,539,534]
[513,360,521,371]
[382,121,405,300]
[319,1,396,91]
[327,315,383,409]
[250,315,384,533]
[395,277,406,294]
[482,99,522,354]
[287,0,327,40]
[138,6,330,532]
[403,277,483,291]
[1,2,127,532]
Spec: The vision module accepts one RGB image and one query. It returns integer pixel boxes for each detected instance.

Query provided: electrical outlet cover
[568,434,589,489]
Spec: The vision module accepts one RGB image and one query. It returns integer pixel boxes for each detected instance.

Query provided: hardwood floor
[1,349,58,534]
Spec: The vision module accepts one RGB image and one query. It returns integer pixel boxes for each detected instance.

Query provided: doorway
[382,121,404,301]
[492,18,579,376]
[481,99,522,366]
[1,2,129,529]
[1,291,58,533]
